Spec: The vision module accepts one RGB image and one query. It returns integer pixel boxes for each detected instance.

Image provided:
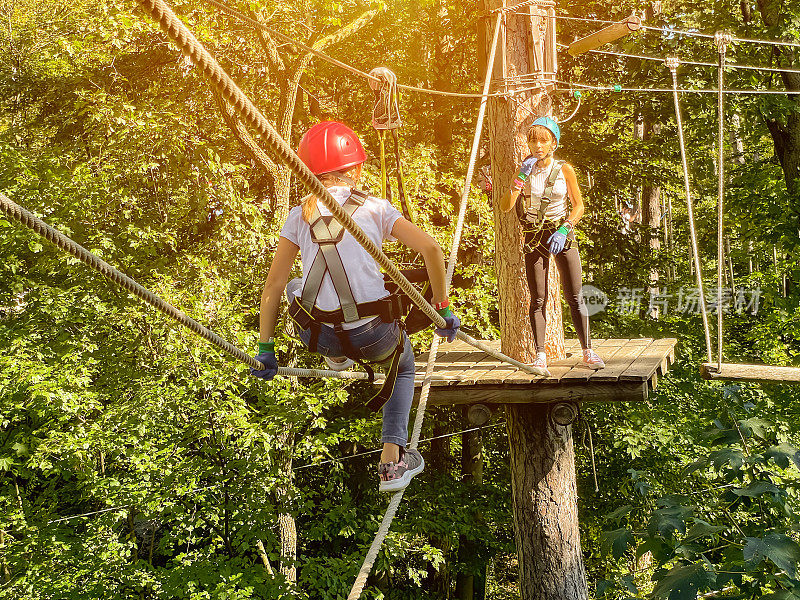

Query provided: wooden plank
[620,340,678,382]
[589,341,649,382]
[453,354,501,386]
[559,338,628,383]
[422,381,649,406]
[700,362,800,385]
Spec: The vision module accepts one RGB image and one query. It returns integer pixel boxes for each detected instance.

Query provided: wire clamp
[665,56,680,72]
[714,30,732,54]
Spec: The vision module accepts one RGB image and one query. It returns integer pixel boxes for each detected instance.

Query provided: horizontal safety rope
[553,42,800,75]
[553,79,799,94]
[133,0,545,378]
[197,0,508,99]
[46,422,504,524]
[499,3,800,49]
[0,191,380,380]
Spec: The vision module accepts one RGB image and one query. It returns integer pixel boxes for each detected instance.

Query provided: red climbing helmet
[297,121,367,175]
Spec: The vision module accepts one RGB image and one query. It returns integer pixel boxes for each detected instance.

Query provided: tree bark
[484,4,586,599]
[506,404,587,600]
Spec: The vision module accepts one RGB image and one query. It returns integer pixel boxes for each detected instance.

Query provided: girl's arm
[259,237,300,342]
[501,156,536,213]
[390,218,447,305]
[562,163,585,226]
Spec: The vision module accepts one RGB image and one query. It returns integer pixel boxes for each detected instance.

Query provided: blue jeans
[299,318,416,448]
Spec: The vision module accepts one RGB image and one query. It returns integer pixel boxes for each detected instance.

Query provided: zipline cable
[553,79,798,94]
[132,0,545,376]
[0,191,376,381]
[666,58,713,363]
[553,43,800,75]
[47,422,504,525]
[198,0,508,99]
[346,13,505,600]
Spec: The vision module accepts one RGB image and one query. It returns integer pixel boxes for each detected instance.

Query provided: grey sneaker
[378,448,425,493]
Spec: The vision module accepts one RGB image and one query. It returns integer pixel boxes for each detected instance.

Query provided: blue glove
[250,344,278,380]
[519,156,537,177]
[547,225,569,255]
[435,307,461,343]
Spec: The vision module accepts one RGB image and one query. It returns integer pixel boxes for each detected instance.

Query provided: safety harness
[287,189,420,411]
[515,159,573,253]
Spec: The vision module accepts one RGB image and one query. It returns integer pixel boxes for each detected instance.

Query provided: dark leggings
[524,227,591,354]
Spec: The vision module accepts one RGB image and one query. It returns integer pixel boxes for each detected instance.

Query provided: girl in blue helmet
[500,117,604,373]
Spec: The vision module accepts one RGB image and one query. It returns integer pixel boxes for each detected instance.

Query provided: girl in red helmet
[250,121,460,493]
[500,118,604,374]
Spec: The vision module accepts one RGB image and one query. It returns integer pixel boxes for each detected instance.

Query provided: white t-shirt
[280,186,403,329]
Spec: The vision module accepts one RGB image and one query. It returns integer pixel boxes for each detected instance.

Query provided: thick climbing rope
[345,13,505,600]
[197,0,509,99]
[666,58,713,364]
[133,0,544,377]
[715,32,731,371]
[0,191,377,381]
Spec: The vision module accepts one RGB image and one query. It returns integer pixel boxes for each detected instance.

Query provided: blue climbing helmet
[531,117,561,151]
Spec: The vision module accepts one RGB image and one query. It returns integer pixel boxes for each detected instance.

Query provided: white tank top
[524,160,570,221]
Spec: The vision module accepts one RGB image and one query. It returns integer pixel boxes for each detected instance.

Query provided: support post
[506,404,588,600]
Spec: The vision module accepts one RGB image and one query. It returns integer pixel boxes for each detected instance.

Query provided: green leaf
[601,527,633,560]
[651,563,715,600]
[743,534,800,578]
[731,481,783,498]
[765,443,800,470]
[683,521,727,543]
[604,504,634,523]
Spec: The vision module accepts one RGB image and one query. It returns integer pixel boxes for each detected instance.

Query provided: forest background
[1,0,799,598]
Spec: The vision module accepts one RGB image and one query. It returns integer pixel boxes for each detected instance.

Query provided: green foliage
[2,0,800,598]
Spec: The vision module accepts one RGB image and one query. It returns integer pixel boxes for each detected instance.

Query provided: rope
[0,191,381,380]
[715,32,730,371]
[553,79,799,94]
[133,0,544,377]
[554,43,800,75]
[345,13,504,600]
[666,58,713,364]
[294,423,504,471]
[197,0,509,99]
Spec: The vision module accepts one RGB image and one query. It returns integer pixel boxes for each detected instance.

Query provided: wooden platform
[413,338,677,405]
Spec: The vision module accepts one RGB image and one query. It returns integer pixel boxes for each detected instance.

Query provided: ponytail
[301,194,317,223]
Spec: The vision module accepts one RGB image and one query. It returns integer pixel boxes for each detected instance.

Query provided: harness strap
[518,160,566,232]
[300,190,367,323]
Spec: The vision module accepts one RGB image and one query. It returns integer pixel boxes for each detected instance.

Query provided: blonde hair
[301,166,361,222]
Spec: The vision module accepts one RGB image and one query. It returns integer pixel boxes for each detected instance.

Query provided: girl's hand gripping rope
[251,341,279,380]
[434,302,461,343]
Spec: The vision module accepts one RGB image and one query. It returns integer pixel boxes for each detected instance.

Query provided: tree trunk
[276,425,297,583]
[506,404,587,600]
[484,3,585,599]
[456,406,487,600]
